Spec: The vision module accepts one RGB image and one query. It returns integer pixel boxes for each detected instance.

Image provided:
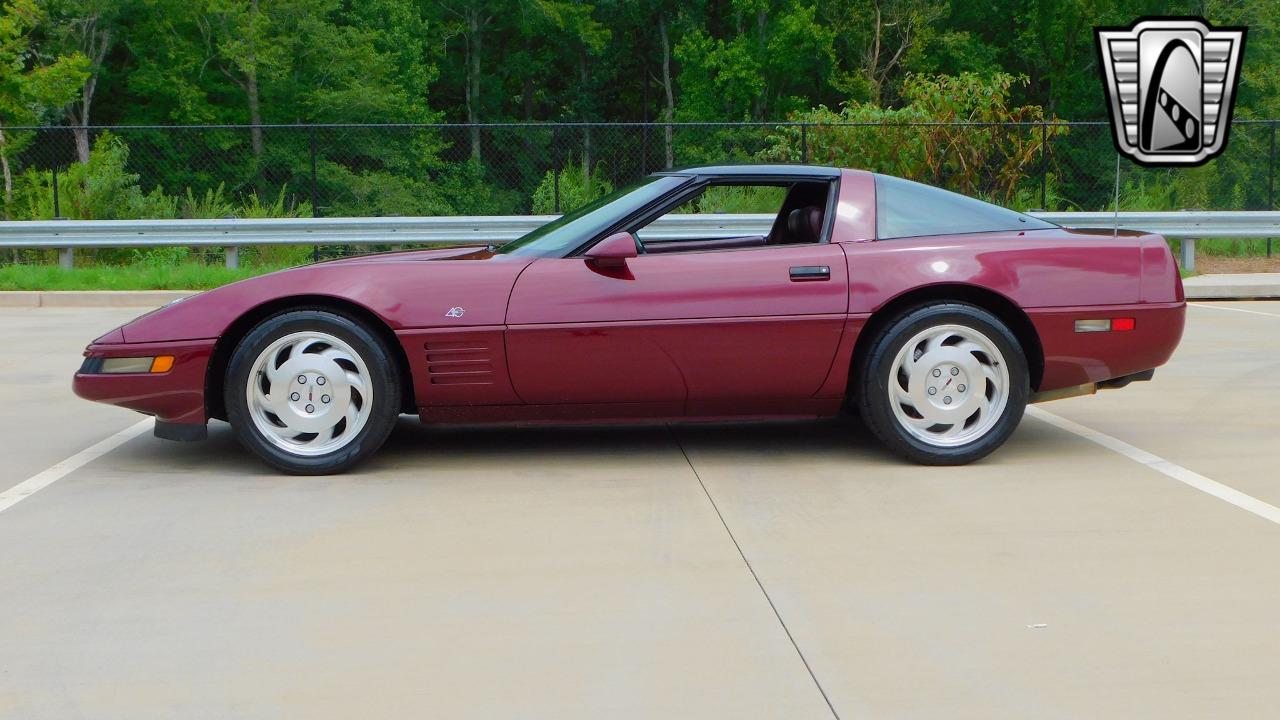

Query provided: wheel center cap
[924,362,970,409]
[285,372,333,416]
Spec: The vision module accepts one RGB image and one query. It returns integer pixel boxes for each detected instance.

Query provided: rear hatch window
[875,174,1056,240]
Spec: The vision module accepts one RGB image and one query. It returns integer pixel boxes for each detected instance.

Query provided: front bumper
[73,338,216,437]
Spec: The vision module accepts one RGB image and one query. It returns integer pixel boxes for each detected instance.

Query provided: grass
[0,262,287,291]
[0,237,1270,290]
[1169,237,1277,257]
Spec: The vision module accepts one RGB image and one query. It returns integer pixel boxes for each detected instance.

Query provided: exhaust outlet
[1030,383,1097,404]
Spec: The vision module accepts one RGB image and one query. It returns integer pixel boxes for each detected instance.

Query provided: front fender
[116,254,534,344]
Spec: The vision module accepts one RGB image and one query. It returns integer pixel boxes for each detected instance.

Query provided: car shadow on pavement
[374,413,893,469]
[114,410,1059,477]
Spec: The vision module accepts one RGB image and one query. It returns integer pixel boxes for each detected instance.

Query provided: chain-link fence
[1,121,1276,264]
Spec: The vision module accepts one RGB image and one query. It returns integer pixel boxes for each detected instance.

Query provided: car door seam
[502,257,540,404]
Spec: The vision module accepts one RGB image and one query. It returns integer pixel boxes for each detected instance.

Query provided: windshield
[498,175,688,257]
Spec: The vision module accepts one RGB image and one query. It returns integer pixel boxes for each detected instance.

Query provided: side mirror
[584,232,638,267]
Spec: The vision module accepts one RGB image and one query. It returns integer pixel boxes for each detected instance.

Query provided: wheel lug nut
[928,387,937,395]
[957,384,966,392]
[317,377,326,386]
[943,396,952,405]
[290,392,300,401]
[305,404,315,413]
[297,375,307,384]
[932,368,941,377]
[321,394,330,404]
[950,367,959,376]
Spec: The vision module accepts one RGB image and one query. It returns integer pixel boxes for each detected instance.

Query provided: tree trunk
[522,74,535,160]
[465,7,482,162]
[579,52,590,188]
[755,8,767,120]
[0,124,11,217]
[70,25,111,164]
[659,14,675,169]
[247,68,263,157]
[865,4,884,105]
[70,83,94,163]
[247,0,263,157]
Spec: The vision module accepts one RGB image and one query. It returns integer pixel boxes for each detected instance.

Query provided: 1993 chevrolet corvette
[74,165,1185,474]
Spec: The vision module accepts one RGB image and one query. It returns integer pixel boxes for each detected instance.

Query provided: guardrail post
[58,247,73,269]
[1180,238,1196,273]
[225,246,238,269]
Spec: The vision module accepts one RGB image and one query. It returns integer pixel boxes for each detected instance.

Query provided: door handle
[789,265,831,281]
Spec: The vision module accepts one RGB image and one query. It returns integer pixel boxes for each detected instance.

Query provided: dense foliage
[0,0,1277,236]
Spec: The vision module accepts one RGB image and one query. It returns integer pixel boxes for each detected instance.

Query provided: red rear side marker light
[1074,318,1136,333]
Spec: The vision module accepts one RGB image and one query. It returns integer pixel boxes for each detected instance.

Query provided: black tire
[224,310,401,475]
[856,302,1029,465]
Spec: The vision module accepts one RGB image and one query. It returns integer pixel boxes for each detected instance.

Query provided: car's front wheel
[857,302,1029,465]
[225,310,401,474]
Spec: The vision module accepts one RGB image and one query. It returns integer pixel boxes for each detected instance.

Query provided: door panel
[505,245,849,406]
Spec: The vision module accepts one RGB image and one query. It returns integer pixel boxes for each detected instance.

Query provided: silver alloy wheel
[887,323,1010,447]
[245,331,373,456]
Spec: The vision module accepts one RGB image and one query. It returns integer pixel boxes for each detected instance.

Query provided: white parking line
[1190,302,1280,318]
[0,419,152,515]
[1026,407,1280,526]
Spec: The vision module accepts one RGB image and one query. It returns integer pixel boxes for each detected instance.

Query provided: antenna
[1113,153,1121,237]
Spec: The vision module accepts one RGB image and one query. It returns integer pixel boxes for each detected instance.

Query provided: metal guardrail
[2,211,1277,272]
[0,214,780,270]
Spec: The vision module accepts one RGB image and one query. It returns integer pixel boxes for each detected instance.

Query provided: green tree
[0,0,87,211]
[37,0,130,162]
[674,0,835,121]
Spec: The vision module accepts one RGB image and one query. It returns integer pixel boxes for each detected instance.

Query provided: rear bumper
[1030,301,1185,391]
[72,338,215,433]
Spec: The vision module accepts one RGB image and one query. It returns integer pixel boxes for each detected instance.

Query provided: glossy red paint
[118,246,534,343]
[397,326,522,407]
[73,165,1185,439]
[72,339,214,424]
[832,169,877,242]
[1029,302,1184,387]
[505,242,849,403]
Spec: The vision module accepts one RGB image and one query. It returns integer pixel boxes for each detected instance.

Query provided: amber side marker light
[92,355,176,374]
[1074,318,1136,333]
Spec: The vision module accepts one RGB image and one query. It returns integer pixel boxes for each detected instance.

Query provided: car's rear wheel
[225,310,400,474]
[857,303,1028,465]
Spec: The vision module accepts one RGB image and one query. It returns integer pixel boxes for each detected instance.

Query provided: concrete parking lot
[1,302,1277,719]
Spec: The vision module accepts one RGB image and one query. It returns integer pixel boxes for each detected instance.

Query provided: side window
[874,174,1056,240]
[635,181,830,254]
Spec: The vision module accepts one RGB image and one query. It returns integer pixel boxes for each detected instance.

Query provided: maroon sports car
[74,165,1185,474]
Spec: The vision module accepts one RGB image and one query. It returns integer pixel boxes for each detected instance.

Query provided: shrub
[531,162,614,214]
[12,132,176,221]
[762,72,1065,203]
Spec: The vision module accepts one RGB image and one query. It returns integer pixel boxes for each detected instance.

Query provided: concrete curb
[0,290,197,308]
[1183,273,1280,300]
